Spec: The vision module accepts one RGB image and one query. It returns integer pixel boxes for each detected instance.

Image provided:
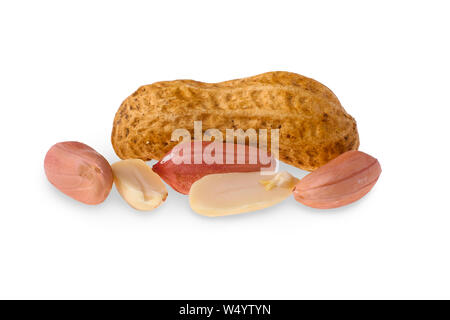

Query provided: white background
[1,0,449,299]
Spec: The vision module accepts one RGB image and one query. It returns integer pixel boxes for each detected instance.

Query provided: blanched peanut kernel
[111,159,168,211]
[259,171,296,191]
[189,171,298,217]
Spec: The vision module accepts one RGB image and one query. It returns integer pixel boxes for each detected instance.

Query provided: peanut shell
[111,71,359,171]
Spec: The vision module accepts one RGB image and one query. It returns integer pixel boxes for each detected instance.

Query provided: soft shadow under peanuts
[188,198,288,222]
[43,176,110,214]
[286,189,376,216]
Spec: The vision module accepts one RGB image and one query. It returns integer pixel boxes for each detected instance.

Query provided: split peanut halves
[111,159,167,211]
[189,171,298,217]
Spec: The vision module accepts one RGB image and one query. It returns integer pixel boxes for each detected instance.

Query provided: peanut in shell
[111,71,359,171]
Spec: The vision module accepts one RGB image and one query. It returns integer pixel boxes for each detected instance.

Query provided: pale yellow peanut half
[189,171,298,217]
[111,159,167,211]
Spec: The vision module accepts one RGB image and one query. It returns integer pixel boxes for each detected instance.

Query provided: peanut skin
[44,141,113,205]
[152,141,276,194]
[111,71,359,171]
[293,151,381,209]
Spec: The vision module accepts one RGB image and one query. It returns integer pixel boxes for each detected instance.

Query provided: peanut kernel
[111,159,168,211]
[189,171,298,217]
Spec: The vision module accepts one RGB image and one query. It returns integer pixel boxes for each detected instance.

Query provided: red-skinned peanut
[44,141,113,205]
[293,151,381,209]
[152,141,276,194]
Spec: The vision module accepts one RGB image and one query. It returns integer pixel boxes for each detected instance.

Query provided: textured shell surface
[111,71,359,171]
